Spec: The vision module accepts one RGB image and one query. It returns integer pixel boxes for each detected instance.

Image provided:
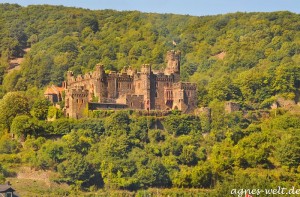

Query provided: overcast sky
[0,0,299,16]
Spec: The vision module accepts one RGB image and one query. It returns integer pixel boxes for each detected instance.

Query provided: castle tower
[65,71,74,86]
[139,64,155,110]
[65,86,89,119]
[94,64,108,102]
[165,50,181,81]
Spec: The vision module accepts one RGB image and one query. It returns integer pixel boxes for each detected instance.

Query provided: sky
[0,0,300,16]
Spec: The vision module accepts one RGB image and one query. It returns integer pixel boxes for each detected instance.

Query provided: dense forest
[0,3,300,196]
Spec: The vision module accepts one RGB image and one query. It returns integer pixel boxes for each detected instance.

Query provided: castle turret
[65,86,89,119]
[67,71,73,78]
[141,64,152,74]
[165,50,180,73]
[127,66,135,76]
[66,71,74,85]
[95,64,105,78]
[94,64,108,102]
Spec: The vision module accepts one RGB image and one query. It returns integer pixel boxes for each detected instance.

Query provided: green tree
[11,115,36,140]
[0,92,29,129]
[34,140,65,170]
[0,164,7,183]
[0,50,9,84]
[163,114,201,136]
[275,131,300,169]
[31,98,51,120]
[191,162,213,188]
[171,166,192,188]
[80,16,99,33]
[0,133,21,154]
[62,129,94,155]
[179,145,198,166]
[105,111,131,135]
[57,154,99,188]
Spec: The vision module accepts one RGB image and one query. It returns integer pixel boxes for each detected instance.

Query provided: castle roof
[44,85,64,95]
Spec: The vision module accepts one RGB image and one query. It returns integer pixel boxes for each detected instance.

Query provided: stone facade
[64,50,197,118]
[225,101,240,113]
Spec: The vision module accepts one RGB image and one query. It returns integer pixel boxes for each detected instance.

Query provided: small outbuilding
[0,183,19,197]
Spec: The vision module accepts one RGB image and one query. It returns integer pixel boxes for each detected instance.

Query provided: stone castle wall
[64,50,197,118]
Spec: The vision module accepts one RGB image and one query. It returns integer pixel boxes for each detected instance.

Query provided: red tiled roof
[44,85,64,95]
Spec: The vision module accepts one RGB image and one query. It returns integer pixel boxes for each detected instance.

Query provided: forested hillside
[0,3,300,196]
[0,4,299,108]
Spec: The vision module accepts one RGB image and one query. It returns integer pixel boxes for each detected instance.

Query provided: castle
[49,50,197,118]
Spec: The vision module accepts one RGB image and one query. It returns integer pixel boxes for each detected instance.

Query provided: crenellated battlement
[140,64,152,74]
[68,86,89,97]
[165,50,181,76]
[173,82,197,90]
[156,74,174,81]
[67,70,74,77]
[166,50,181,61]
[126,94,144,99]
[117,76,134,82]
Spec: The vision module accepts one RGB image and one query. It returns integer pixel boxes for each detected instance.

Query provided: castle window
[82,99,84,103]
[138,83,140,89]
[77,99,79,103]
[131,102,133,107]
[155,82,158,87]
[155,91,158,97]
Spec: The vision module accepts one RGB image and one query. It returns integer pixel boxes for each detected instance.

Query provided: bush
[0,134,21,154]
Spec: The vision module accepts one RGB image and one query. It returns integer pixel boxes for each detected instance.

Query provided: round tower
[165,50,181,75]
[94,64,108,102]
